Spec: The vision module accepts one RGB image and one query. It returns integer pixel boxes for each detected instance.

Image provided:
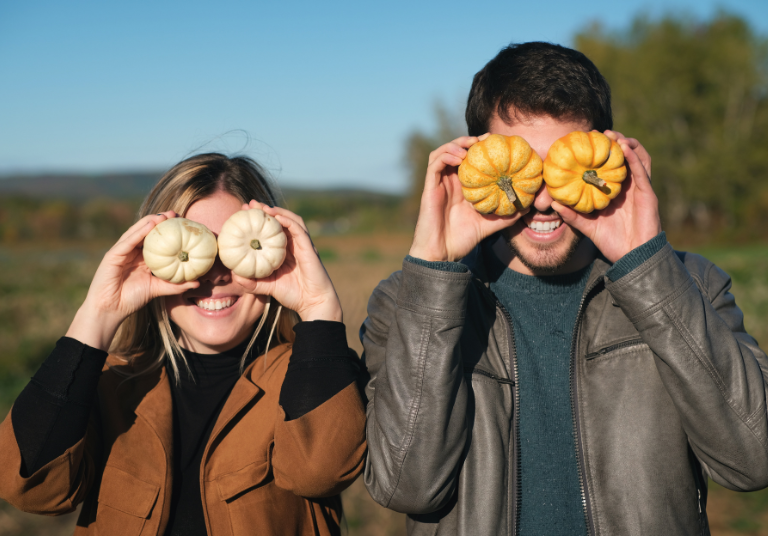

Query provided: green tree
[576,13,768,238]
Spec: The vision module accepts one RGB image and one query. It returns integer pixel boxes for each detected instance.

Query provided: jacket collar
[129,343,292,457]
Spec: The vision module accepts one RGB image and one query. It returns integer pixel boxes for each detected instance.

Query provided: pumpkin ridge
[588,131,599,169]
[458,161,496,188]
[479,143,495,175]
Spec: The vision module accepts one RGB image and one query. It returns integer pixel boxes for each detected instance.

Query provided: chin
[507,228,583,274]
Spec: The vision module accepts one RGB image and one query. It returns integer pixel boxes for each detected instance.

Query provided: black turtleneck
[164,337,258,536]
[11,320,358,534]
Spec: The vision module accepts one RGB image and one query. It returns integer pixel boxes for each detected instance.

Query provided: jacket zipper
[494,298,521,536]
[570,278,603,536]
[584,338,644,360]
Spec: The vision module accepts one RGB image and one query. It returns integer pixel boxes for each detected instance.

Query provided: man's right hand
[408,135,527,262]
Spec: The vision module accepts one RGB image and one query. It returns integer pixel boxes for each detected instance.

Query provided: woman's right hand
[66,212,200,351]
[408,135,528,262]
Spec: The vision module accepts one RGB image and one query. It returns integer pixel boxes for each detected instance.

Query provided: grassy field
[1,234,767,535]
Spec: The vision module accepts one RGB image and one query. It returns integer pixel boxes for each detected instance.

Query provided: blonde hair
[110,153,299,382]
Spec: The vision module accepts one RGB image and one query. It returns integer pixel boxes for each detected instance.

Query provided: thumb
[151,279,200,298]
[552,201,594,237]
[233,273,274,296]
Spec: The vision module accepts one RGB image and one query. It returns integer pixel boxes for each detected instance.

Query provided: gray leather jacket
[361,242,768,536]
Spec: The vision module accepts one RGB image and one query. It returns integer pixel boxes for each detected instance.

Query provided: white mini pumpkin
[217,208,287,279]
[142,218,218,283]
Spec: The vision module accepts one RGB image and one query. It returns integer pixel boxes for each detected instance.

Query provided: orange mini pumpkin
[543,131,627,213]
[458,134,543,216]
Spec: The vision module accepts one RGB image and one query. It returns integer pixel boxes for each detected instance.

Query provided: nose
[532,183,554,212]
[200,255,232,284]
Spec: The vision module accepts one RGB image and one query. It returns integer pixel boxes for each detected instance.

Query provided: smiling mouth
[527,220,561,233]
[193,297,238,311]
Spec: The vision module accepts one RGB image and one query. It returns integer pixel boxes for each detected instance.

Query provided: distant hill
[0,172,403,205]
[0,172,162,201]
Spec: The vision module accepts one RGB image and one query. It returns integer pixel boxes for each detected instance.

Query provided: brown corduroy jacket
[0,343,367,535]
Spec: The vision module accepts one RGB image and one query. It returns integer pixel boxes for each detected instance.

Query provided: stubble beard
[505,226,584,275]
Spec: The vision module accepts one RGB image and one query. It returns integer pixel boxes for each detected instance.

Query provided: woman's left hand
[232,201,343,322]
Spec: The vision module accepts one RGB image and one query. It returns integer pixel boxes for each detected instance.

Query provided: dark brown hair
[466,42,613,136]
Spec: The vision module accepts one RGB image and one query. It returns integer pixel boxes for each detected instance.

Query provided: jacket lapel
[208,375,262,442]
[206,343,292,442]
[133,366,174,459]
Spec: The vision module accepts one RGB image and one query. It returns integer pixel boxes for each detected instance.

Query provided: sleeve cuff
[606,232,668,282]
[291,321,352,363]
[31,337,108,402]
[405,255,469,274]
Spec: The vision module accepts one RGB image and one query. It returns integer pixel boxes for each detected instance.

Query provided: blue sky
[1,0,766,193]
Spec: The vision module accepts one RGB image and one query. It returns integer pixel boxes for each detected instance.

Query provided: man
[360,42,768,536]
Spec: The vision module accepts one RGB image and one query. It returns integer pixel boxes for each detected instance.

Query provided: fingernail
[156,213,163,216]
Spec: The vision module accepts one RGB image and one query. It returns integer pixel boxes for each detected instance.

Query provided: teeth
[529,220,561,233]
[195,298,235,311]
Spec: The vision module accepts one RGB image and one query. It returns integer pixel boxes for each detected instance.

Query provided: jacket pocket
[96,465,159,535]
[216,459,272,502]
[585,338,647,360]
[217,459,306,534]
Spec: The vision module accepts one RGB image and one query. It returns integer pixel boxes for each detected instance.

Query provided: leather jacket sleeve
[606,244,768,490]
[361,260,473,513]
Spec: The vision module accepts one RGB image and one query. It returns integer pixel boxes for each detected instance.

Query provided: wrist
[297,297,343,323]
[408,245,452,262]
[66,303,122,351]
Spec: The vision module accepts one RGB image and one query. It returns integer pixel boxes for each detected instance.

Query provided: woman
[0,153,366,535]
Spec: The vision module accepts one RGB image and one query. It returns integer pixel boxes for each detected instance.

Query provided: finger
[478,132,491,141]
[423,152,465,193]
[606,132,651,178]
[273,214,316,256]
[551,201,596,237]
[604,130,626,141]
[151,279,200,298]
[117,211,176,243]
[428,142,470,168]
[623,138,651,178]
[482,208,530,235]
[450,135,480,148]
[232,272,272,293]
[260,205,310,233]
[619,140,653,192]
[110,214,173,258]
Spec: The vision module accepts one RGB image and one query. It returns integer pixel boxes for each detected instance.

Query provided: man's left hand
[551,131,662,263]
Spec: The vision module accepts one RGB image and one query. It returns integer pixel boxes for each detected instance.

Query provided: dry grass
[1,235,767,535]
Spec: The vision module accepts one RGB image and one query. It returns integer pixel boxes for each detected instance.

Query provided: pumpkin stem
[497,177,522,210]
[178,251,189,262]
[250,239,262,250]
[582,170,607,189]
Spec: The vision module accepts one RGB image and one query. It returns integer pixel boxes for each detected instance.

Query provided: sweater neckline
[173,332,265,386]
[487,254,593,295]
